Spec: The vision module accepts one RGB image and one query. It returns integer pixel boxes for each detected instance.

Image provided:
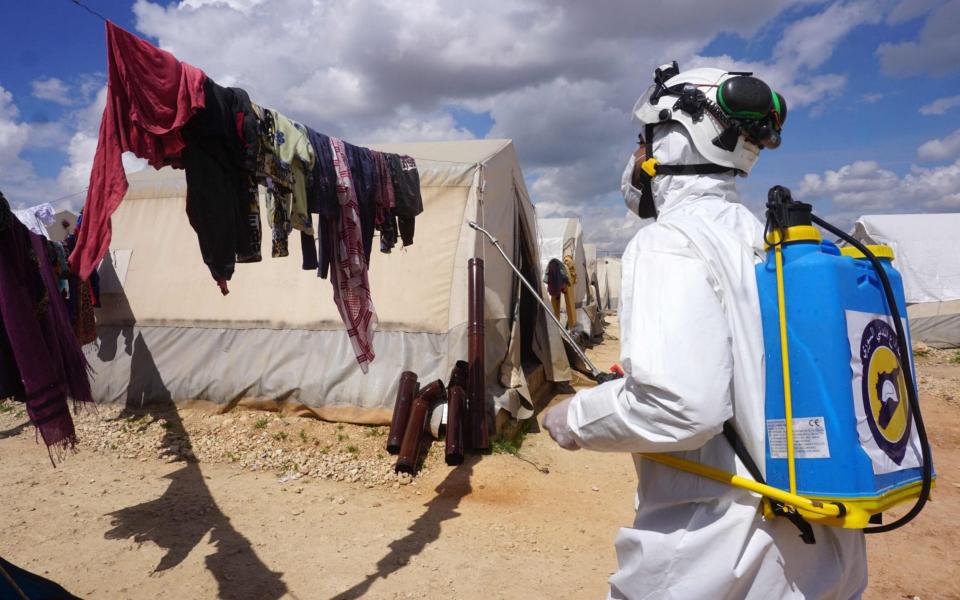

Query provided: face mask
[621,153,658,219]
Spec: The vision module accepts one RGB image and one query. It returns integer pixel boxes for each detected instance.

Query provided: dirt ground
[1,320,958,599]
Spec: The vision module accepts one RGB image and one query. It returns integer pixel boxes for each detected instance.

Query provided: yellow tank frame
[644,226,931,529]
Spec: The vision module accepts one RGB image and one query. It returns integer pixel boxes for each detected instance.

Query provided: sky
[1,0,959,252]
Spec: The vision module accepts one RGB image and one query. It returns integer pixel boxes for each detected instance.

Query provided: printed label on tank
[766,418,831,458]
[847,310,922,474]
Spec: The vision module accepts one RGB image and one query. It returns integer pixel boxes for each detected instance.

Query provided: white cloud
[4,0,897,248]
[917,127,960,161]
[919,94,960,115]
[31,77,74,105]
[877,0,960,76]
[863,92,884,103]
[887,0,942,24]
[0,86,30,162]
[799,157,960,213]
[0,85,64,208]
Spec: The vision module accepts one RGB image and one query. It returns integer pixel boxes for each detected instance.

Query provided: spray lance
[468,221,622,384]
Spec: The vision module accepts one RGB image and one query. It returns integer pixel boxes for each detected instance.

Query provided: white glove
[543,398,580,451]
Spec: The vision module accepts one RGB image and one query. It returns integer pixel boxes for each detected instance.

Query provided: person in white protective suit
[543,63,868,599]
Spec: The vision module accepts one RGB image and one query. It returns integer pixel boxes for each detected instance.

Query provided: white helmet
[632,62,787,176]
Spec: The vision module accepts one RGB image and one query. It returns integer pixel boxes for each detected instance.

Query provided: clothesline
[68,22,425,372]
[68,0,110,23]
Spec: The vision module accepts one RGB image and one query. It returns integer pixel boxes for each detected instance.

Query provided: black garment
[182,79,262,282]
[380,209,398,253]
[345,143,377,262]
[0,312,24,400]
[386,154,423,246]
[301,128,338,275]
[305,128,338,218]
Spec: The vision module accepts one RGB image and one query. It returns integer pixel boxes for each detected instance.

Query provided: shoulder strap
[656,163,736,176]
[722,421,816,544]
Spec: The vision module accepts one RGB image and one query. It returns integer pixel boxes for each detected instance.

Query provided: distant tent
[537,217,603,337]
[596,256,622,314]
[583,243,603,321]
[89,139,571,425]
[852,213,960,347]
[47,210,77,243]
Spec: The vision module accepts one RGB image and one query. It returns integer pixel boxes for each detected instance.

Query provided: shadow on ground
[101,329,288,600]
[330,455,478,600]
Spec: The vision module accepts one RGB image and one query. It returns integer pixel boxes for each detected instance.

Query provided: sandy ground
[1,320,958,599]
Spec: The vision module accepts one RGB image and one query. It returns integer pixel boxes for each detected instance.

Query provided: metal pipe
[396,379,446,474]
[467,220,603,379]
[387,371,418,455]
[445,360,469,465]
[468,258,491,454]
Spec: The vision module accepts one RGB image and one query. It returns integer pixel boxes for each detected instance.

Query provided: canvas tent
[537,218,603,338]
[583,243,603,318]
[852,213,960,347]
[88,139,570,425]
[596,256,622,314]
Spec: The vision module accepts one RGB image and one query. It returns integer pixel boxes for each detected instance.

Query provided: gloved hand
[543,398,580,451]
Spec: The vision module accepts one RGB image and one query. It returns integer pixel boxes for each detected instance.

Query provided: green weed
[253,417,269,429]
[273,431,288,442]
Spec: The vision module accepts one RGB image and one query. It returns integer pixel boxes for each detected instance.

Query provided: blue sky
[1,0,959,250]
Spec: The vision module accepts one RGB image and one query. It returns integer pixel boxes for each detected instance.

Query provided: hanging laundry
[300,128,339,273]
[344,143,378,262]
[182,79,262,290]
[13,203,56,238]
[68,21,207,280]
[0,192,93,460]
[329,137,378,373]
[251,105,314,257]
[544,258,571,298]
[372,152,396,252]
[386,154,424,246]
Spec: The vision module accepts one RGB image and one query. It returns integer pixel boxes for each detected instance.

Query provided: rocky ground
[69,407,433,488]
[1,326,958,599]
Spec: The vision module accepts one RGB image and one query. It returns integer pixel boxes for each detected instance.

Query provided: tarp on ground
[537,217,603,337]
[89,139,571,423]
[853,213,960,347]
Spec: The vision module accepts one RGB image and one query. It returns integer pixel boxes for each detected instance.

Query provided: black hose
[810,214,933,533]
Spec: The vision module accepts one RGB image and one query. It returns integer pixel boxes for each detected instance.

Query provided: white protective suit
[567,124,868,599]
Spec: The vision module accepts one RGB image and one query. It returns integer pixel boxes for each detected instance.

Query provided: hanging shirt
[271,111,315,236]
[182,79,261,283]
[69,22,207,279]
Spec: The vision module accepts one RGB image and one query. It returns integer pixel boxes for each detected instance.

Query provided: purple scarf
[1,196,92,462]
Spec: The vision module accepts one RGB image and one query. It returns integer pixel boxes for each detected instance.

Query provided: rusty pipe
[445,360,469,465]
[387,371,419,455]
[396,379,446,474]
[468,258,490,454]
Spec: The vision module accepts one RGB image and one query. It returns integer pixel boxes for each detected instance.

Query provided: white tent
[537,217,603,338]
[583,243,603,319]
[596,256,622,314]
[89,139,571,424]
[852,213,960,347]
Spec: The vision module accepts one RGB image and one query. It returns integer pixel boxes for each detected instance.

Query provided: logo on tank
[859,319,912,464]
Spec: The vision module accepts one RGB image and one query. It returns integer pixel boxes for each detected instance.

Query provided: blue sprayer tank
[755,195,931,525]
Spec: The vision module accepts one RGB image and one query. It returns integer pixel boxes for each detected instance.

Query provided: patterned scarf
[329,138,378,372]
